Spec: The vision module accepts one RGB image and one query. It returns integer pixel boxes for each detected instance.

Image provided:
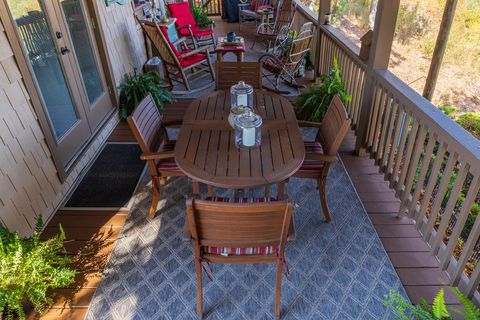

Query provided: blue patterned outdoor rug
[86,133,408,319]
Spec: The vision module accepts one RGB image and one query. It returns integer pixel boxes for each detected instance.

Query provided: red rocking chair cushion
[168,2,213,38]
[159,26,206,68]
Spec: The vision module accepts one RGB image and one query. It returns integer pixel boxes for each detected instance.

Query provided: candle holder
[230,81,253,109]
[228,106,252,128]
[234,111,262,148]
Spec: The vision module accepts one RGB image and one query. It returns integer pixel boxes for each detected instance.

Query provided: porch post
[354,0,400,155]
[314,0,331,76]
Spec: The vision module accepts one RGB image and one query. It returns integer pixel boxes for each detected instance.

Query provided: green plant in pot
[118,70,175,119]
[191,6,210,24]
[294,57,351,121]
[0,217,75,319]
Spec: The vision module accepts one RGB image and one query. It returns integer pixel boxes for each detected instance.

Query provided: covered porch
[35,3,479,318]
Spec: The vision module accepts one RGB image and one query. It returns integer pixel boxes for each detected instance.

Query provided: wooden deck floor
[338,131,459,306]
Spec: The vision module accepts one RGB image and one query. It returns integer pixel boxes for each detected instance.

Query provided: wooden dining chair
[186,197,293,318]
[127,94,185,218]
[215,61,262,90]
[293,95,351,221]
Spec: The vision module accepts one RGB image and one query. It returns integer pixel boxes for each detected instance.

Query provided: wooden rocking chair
[258,24,313,94]
[167,1,215,48]
[138,19,215,94]
[251,0,296,51]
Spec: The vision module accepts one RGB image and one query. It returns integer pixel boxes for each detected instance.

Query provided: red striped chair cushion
[202,246,278,255]
[202,196,279,256]
[156,141,180,171]
[204,197,277,203]
[298,141,325,172]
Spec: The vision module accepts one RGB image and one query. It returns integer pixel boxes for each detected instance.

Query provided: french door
[4,0,113,170]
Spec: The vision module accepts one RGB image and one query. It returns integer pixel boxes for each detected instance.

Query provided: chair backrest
[319,95,351,156]
[274,0,295,33]
[168,2,197,29]
[137,19,181,67]
[127,93,166,156]
[282,27,313,74]
[215,62,262,90]
[187,199,293,251]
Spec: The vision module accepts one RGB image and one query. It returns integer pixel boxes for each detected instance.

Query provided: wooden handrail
[374,70,480,166]
[307,2,480,300]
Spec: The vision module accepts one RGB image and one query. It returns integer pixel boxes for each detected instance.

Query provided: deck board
[34,209,127,320]
[339,130,459,305]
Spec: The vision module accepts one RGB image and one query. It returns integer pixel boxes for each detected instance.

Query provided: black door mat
[65,143,144,208]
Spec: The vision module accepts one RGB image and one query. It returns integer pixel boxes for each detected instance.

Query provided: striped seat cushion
[156,141,179,171]
[204,197,276,203]
[202,196,278,256]
[298,141,325,172]
[202,246,278,256]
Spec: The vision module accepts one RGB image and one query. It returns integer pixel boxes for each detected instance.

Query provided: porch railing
[306,5,480,302]
[192,0,223,16]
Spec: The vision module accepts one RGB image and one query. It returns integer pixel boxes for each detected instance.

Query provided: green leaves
[0,218,75,319]
[294,56,351,122]
[385,288,480,320]
[118,70,175,119]
[432,289,449,319]
[191,6,211,24]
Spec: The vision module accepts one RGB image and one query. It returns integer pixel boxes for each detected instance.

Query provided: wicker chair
[167,1,215,48]
[186,197,294,318]
[138,19,215,94]
[293,96,351,221]
[251,0,295,51]
[258,23,314,93]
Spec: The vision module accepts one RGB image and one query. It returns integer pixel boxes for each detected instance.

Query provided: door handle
[60,46,70,55]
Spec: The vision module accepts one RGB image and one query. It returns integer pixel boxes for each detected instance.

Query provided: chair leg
[195,257,203,317]
[150,176,160,218]
[181,70,191,91]
[274,261,283,318]
[317,177,331,222]
[251,35,257,49]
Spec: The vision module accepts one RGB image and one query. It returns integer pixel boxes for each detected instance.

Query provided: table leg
[216,52,223,63]
[192,180,200,198]
[207,185,214,197]
[238,52,244,62]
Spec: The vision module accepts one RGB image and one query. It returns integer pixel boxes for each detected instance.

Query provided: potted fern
[0,217,75,319]
[384,288,480,319]
[294,57,351,121]
[118,70,175,119]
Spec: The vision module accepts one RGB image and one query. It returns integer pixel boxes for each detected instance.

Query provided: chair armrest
[176,24,192,31]
[297,120,322,128]
[172,37,188,46]
[178,45,210,58]
[197,21,215,27]
[304,152,337,163]
[140,151,174,161]
[238,3,250,7]
[162,119,183,127]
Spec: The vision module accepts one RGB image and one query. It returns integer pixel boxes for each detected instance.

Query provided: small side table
[215,36,246,62]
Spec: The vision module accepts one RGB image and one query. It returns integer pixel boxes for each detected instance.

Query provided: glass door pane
[60,0,104,105]
[9,0,79,139]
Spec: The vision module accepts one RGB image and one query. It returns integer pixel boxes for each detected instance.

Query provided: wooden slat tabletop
[174,90,305,189]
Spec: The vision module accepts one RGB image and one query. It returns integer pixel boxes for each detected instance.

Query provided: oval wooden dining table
[174,89,305,193]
